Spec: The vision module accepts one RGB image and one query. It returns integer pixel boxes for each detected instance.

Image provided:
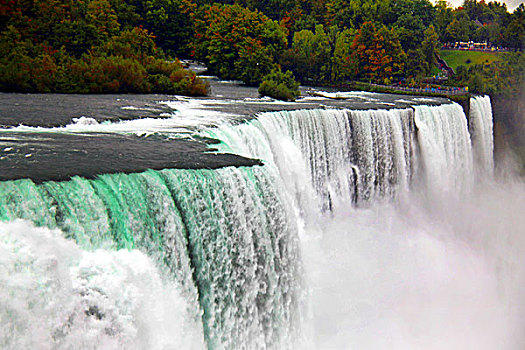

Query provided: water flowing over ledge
[469,95,494,176]
[1,95,511,349]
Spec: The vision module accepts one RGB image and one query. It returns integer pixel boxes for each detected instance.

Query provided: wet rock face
[458,98,470,120]
[0,132,262,183]
[492,91,525,168]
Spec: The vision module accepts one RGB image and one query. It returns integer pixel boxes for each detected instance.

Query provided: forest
[0,0,524,96]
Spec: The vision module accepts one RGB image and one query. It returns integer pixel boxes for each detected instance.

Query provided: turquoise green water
[0,166,301,349]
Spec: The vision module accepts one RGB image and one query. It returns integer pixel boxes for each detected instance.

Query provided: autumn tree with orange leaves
[351,22,406,83]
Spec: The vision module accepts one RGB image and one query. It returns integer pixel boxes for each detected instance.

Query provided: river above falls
[0,79,450,182]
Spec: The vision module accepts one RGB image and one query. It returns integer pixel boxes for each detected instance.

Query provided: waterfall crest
[0,167,302,349]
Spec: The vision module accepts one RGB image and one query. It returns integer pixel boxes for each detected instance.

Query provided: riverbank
[307,81,471,102]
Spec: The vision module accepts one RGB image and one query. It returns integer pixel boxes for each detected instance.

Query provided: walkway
[369,83,469,96]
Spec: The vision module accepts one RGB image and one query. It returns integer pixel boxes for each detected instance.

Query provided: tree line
[0,0,523,96]
[0,0,208,94]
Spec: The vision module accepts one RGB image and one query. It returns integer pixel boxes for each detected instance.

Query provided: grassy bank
[439,50,502,70]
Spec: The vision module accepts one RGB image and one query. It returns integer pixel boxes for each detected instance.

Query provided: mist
[302,170,525,349]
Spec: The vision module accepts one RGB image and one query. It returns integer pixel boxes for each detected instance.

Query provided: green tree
[86,0,120,40]
[258,68,300,101]
[504,5,525,50]
[446,12,471,42]
[311,24,332,81]
[0,25,34,91]
[102,27,159,61]
[455,64,468,81]
[234,38,275,85]
[421,24,439,74]
[468,71,484,93]
[281,24,331,83]
[331,28,358,81]
[405,48,427,79]
[385,0,435,50]
[351,22,406,83]
[284,29,314,81]
[0,0,207,95]
[473,24,489,43]
[435,0,454,42]
[193,3,287,85]
[351,21,377,81]
[377,26,406,80]
[393,14,425,50]
[125,0,196,57]
[325,0,392,30]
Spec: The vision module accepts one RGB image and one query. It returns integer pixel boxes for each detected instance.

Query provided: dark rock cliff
[492,91,525,172]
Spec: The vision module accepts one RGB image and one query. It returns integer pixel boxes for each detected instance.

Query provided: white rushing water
[414,103,474,197]
[2,95,523,349]
[469,95,495,176]
[208,107,415,212]
[0,220,205,350]
[207,97,525,349]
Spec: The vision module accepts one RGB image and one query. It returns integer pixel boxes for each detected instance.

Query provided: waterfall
[0,97,499,349]
[0,167,302,349]
[469,95,494,176]
[414,103,474,196]
[208,108,415,212]
[208,103,479,209]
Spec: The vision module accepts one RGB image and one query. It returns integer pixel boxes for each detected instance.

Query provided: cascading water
[0,220,204,350]
[2,95,523,349]
[0,167,302,349]
[208,108,415,211]
[469,95,494,176]
[413,103,474,196]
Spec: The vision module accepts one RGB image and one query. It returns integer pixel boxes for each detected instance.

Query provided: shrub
[71,55,149,93]
[258,68,300,101]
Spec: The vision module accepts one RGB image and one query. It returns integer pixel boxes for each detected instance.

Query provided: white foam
[310,90,379,101]
[0,220,205,350]
[242,96,297,104]
[218,80,244,84]
[414,97,439,102]
[72,116,99,125]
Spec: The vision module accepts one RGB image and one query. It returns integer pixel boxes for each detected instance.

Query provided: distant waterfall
[469,95,494,176]
[0,97,496,349]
